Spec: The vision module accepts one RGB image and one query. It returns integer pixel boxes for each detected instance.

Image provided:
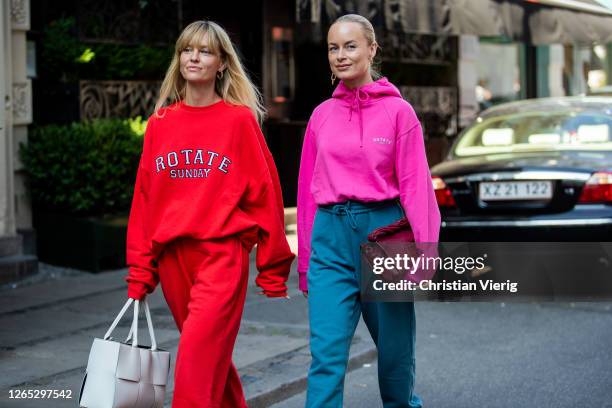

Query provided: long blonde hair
[154,20,266,123]
[332,14,382,80]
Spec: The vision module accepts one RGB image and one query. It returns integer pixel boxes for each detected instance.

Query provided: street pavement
[274,302,612,408]
[1,234,612,408]
[0,234,376,408]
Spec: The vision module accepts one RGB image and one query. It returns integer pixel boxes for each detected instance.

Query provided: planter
[34,211,128,273]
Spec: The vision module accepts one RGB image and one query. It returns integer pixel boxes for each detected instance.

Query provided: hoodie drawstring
[330,202,358,230]
[348,89,369,148]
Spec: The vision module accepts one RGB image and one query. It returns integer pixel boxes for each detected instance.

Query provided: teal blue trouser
[306,200,423,408]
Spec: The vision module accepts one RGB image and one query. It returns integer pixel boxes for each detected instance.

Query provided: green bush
[86,43,173,80]
[40,17,84,82]
[21,119,145,216]
[39,16,172,81]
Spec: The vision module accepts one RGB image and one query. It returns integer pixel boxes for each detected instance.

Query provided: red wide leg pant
[157,236,249,408]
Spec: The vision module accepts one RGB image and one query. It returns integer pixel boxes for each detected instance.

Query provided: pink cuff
[299,271,308,292]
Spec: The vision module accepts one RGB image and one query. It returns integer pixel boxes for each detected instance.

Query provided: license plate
[479,181,553,201]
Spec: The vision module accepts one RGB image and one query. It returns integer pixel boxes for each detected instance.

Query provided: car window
[454,111,612,156]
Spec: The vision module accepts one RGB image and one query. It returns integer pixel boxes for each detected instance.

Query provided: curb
[245,346,377,408]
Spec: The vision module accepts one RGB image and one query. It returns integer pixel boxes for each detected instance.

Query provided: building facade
[1,0,612,280]
[1,0,36,282]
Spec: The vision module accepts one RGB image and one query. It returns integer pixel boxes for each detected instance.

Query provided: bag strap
[143,299,158,351]
[103,298,158,351]
[130,300,139,348]
[125,298,158,351]
[103,298,133,341]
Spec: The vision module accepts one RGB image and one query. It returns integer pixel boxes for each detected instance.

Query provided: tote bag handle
[103,298,158,351]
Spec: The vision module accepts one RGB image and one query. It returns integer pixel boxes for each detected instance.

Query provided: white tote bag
[79,298,171,408]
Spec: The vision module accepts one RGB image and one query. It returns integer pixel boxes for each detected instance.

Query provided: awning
[527,0,612,44]
[443,0,525,39]
[296,0,612,45]
[445,0,612,44]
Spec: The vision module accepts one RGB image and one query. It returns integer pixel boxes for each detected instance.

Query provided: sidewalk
[4,244,612,408]
[0,232,377,408]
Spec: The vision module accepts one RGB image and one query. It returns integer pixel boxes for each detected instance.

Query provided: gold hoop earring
[331,73,336,85]
[217,70,224,79]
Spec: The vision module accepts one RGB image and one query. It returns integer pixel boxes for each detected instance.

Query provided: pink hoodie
[297,77,441,291]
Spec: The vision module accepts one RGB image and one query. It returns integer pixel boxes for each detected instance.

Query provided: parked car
[588,86,612,97]
[431,97,612,241]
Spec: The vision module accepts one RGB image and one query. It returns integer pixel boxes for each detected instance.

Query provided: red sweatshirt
[125,100,295,300]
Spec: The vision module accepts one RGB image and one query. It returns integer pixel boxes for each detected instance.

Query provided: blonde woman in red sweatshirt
[124,20,295,407]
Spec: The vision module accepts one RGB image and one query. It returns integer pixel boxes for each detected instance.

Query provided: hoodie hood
[332,76,402,104]
[331,77,402,147]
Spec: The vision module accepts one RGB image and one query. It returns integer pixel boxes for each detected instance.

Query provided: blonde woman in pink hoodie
[297,14,441,408]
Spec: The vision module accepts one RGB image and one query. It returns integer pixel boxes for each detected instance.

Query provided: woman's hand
[302,291,308,298]
[128,294,146,301]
